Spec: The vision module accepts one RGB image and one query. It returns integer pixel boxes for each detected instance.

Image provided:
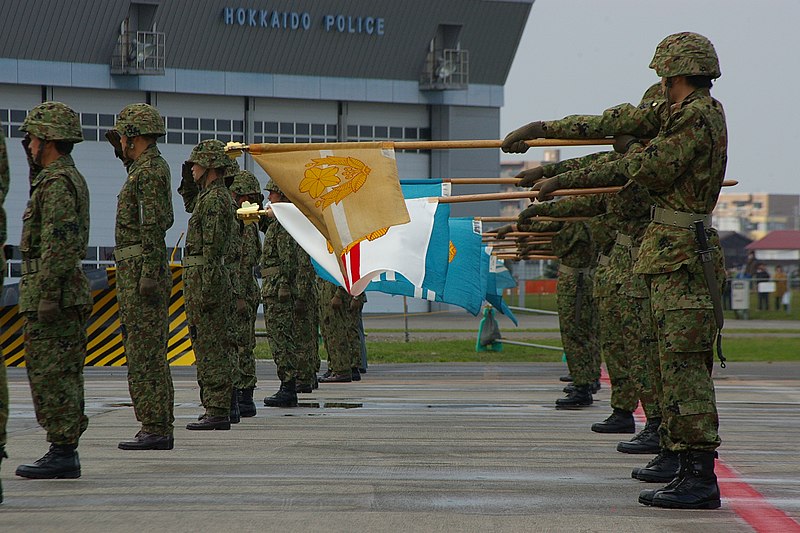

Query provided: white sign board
[731,280,750,310]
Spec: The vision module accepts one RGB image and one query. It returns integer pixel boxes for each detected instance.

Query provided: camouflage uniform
[317,279,359,377]
[229,171,263,392]
[261,214,301,384]
[521,215,599,390]
[0,118,9,496]
[294,248,319,388]
[18,103,92,447]
[111,104,175,439]
[574,33,726,508]
[180,140,236,420]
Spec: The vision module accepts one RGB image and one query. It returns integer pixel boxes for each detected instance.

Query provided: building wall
[714,193,800,240]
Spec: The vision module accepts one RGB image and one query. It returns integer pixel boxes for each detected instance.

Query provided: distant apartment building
[714,193,800,240]
[499,149,561,218]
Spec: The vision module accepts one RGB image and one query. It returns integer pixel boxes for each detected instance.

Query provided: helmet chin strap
[34,139,47,167]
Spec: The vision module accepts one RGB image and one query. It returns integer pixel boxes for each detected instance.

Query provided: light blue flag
[367,216,486,316]
[363,180,450,298]
[484,257,519,326]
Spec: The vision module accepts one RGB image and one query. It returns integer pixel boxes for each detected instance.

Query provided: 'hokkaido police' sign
[222,7,385,36]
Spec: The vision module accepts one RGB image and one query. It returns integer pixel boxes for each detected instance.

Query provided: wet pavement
[2,361,799,532]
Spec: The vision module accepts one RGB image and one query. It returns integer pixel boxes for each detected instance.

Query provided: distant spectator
[755,264,770,311]
[744,251,757,278]
[773,265,789,312]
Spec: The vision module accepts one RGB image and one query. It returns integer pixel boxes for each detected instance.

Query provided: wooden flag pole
[440,180,738,204]
[496,254,558,261]
[446,178,521,185]
[225,138,614,156]
[476,216,589,222]
[438,187,621,204]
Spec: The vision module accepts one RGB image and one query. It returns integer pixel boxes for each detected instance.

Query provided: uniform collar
[31,154,74,188]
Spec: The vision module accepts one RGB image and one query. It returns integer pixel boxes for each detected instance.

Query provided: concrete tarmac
[2,361,799,532]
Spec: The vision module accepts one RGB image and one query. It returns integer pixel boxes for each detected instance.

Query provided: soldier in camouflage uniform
[179,140,237,430]
[14,102,91,479]
[516,212,600,409]
[229,169,263,415]
[317,279,359,383]
[347,293,367,380]
[0,118,9,500]
[294,245,320,393]
[108,104,176,451]
[260,179,302,407]
[514,34,728,510]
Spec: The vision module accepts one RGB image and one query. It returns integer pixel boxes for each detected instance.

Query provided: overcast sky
[500,0,799,194]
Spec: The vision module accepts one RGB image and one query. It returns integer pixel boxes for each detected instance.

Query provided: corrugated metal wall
[0,0,532,84]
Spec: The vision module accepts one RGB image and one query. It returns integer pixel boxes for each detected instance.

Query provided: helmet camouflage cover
[264,178,283,195]
[114,103,166,138]
[20,101,83,143]
[649,32,721,79]
[639,82,664,106]
[230,170,262,196]
[187,139,229,169]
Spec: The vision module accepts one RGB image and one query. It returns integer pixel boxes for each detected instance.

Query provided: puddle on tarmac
[297,402,363,409]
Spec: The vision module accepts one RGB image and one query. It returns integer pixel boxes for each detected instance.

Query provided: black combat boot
[186,414,231,430]
[118,431,174,450]
[591,409,635,433]
[1,446,6,503]
[639,452,687,506]
[15,443,81,479]
[618,417,661,454]
[351,368,362,381]
[263,380,298,407]
[238,387,257,418]
[555,384,593,409]
[295,381,314,393]
[632,449,680,482]
[559,374,573,382]
[650,451,721,509]
[229,389,241,424]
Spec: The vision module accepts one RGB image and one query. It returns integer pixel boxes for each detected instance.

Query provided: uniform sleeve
[541,151,615,177]
[138,164,174,279]
[554,154,629,190]
[38,178,82,302]
[275,229,297,292]
[619,106,704,193]
[518,220,563,233]
[542,102,663,139]
[531,195,604,218]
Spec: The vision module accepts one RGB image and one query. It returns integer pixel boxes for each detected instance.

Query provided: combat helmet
[649,32,721,79]
[113,103,166,138]
[264,178,283,196]
[639,82,663,106]
[222,157,240,187]
[187,139,229,169]
[230,170,262,196]
[20,101,83,143]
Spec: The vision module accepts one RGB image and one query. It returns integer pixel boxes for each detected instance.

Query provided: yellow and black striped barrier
[2,265,196,367]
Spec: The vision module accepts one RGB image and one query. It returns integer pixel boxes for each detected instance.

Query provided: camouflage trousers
[557,270,600,387]
[189,305,234,417]
[117,257,174,436]
[347,307,364,370]
[23,306,91,445]
[648,259,723,452]
[295,295,319,386]
[597,292,660,417]
[319,301,359,375]
[264,299,299,383]
[232,300,258,390]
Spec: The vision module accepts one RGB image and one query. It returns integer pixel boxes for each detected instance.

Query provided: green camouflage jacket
[237,221,261,306]
[19,155,91,311]
[184,179,234,307]
[115,144,174,279]
[260,215,298,299]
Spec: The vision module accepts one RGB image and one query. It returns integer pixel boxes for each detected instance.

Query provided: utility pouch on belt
[694,220,726,367]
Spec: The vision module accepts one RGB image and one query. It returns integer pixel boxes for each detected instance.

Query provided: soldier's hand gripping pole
[694,221,726,368]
